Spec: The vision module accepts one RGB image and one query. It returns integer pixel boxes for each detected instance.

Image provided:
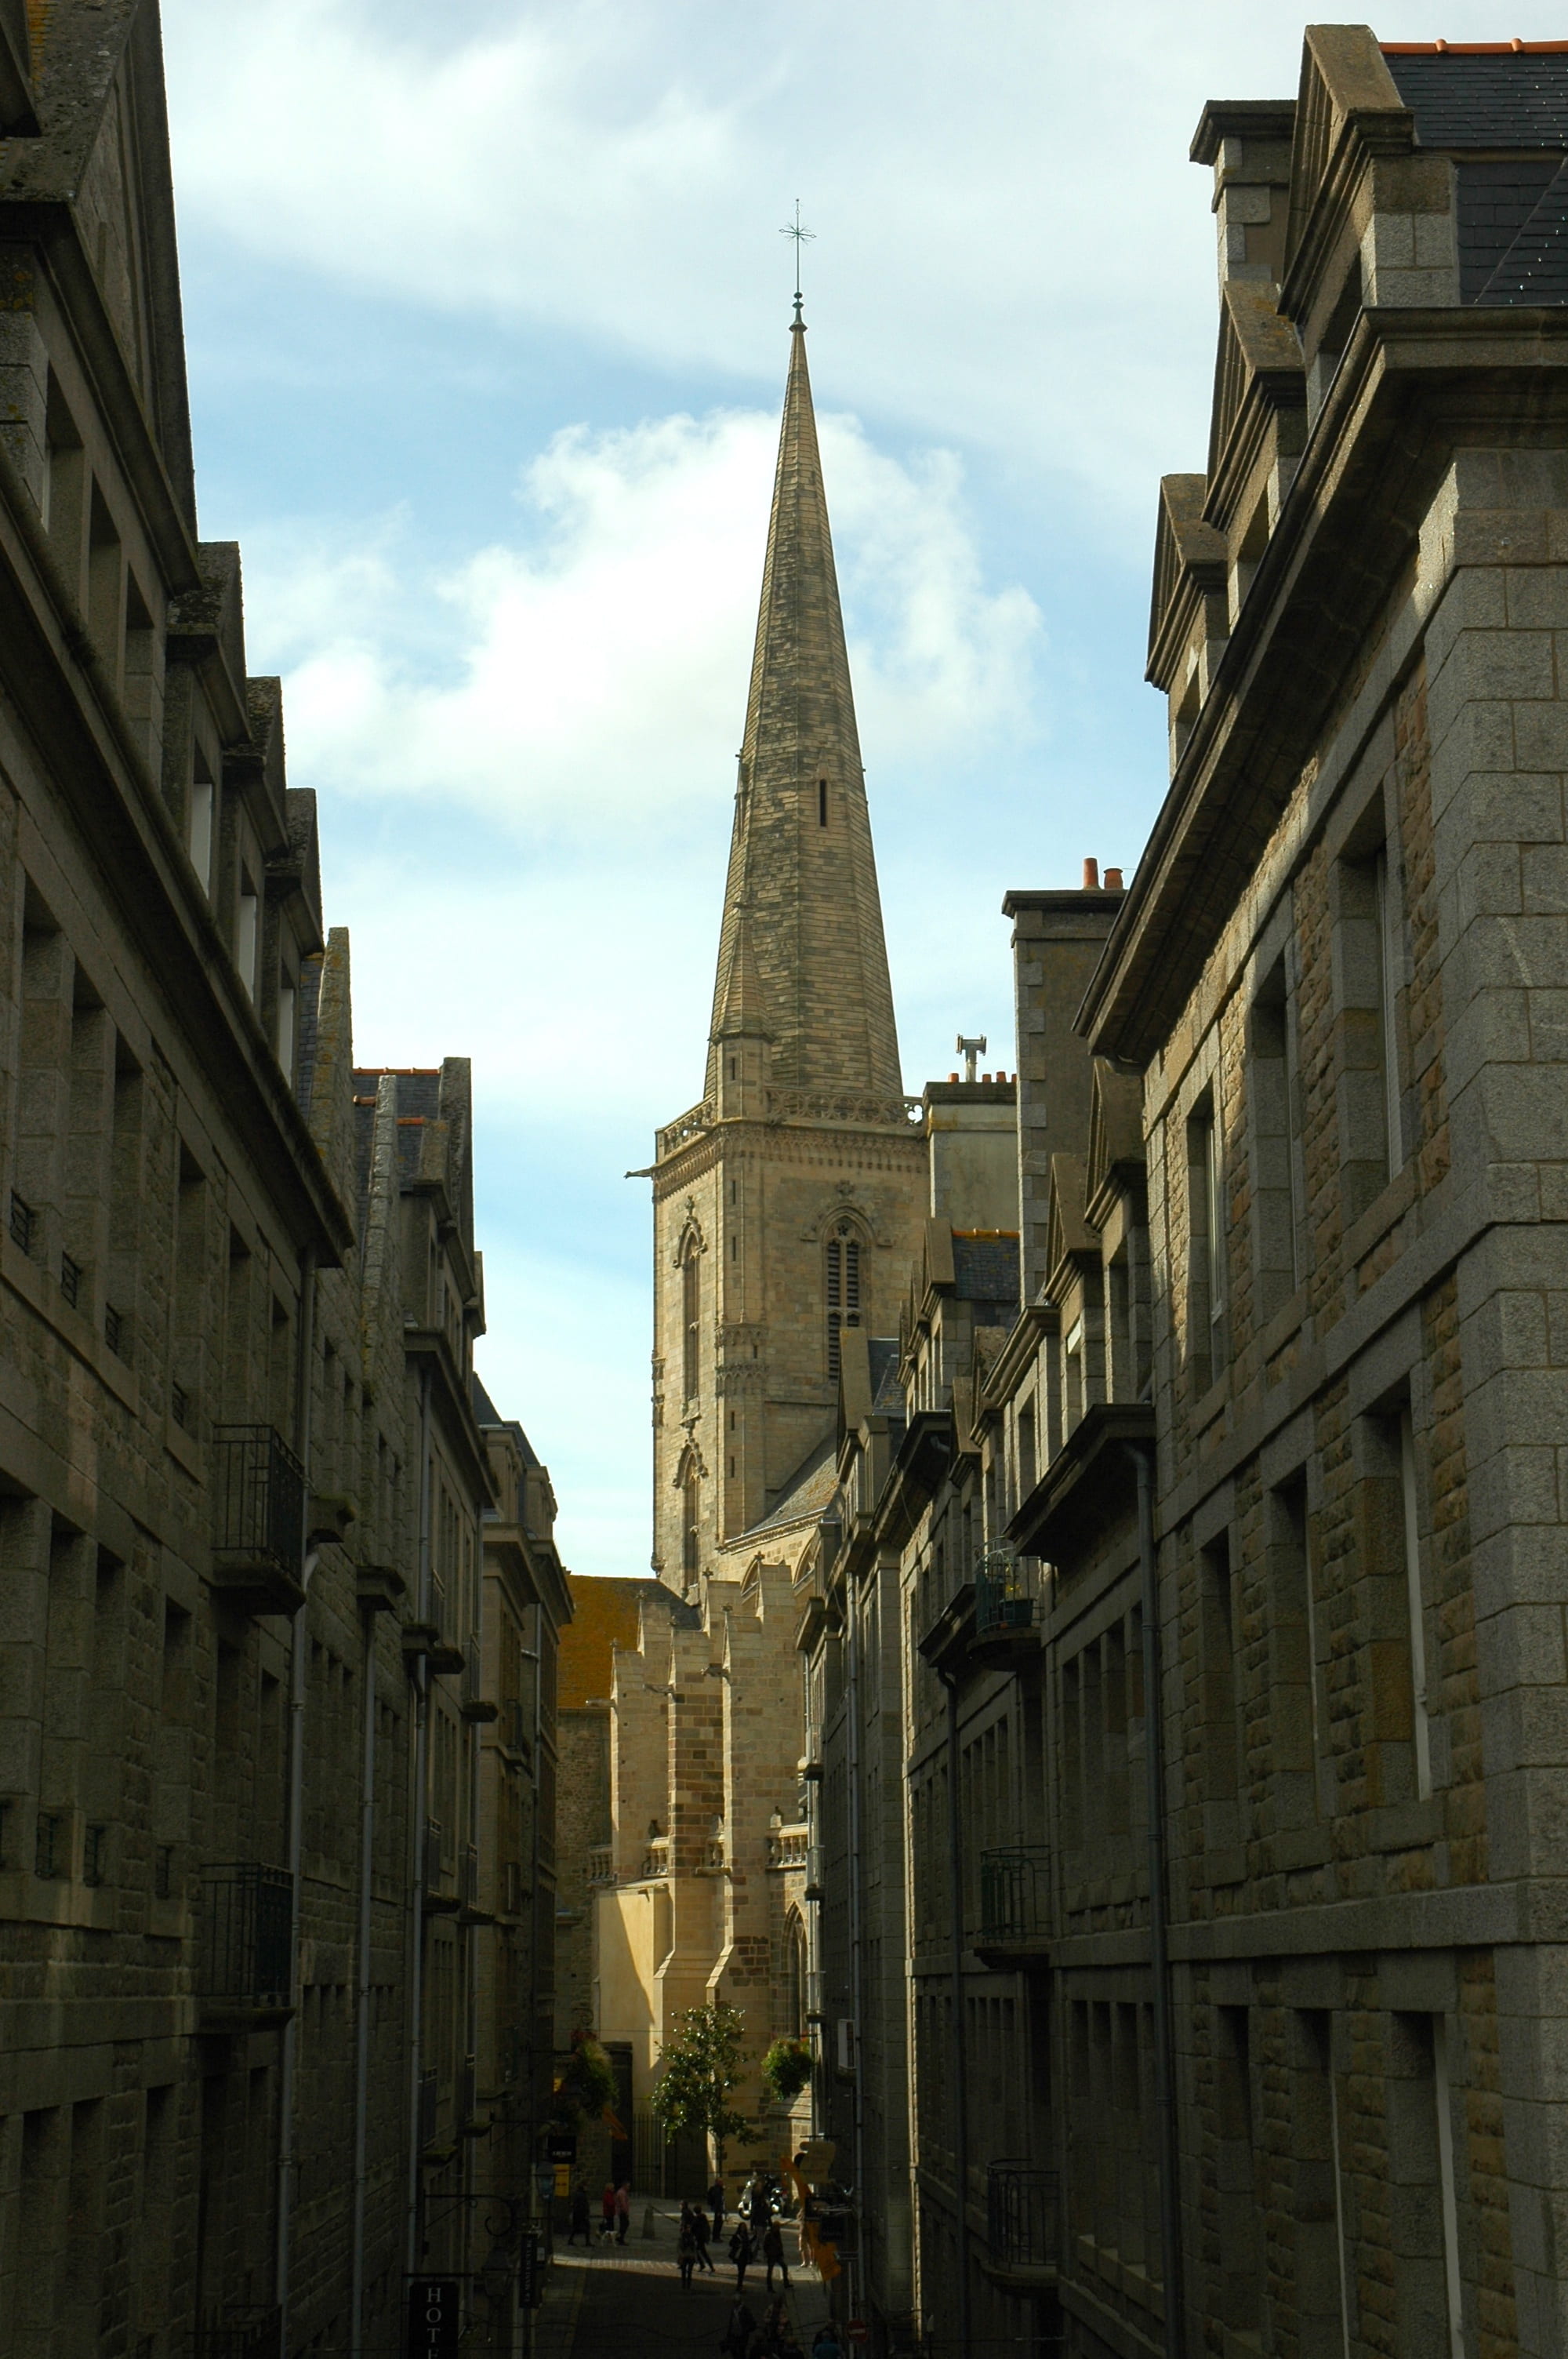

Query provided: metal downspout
[938,1667,971,2359]
[521,1605,544,2318]
[405,1363,434,2275]
[845,1573,867,2327]
[277,1247,318,2359]
[1131,1442,1183,2359]
[350,1590,378,2359]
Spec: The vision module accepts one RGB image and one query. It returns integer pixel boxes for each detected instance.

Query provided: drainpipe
[521,1608,543,2201]
[936,1664,971,2359]
[350,1588,378,2359]
[406,1363,434,2275]
[845,1573,867,2327]
[1129,1442,1183,2359]
[277,1248,318,2359]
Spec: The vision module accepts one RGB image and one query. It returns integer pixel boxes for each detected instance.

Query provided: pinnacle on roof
[702,311,903,1107]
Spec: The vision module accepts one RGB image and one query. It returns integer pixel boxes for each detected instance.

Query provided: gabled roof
[0,0,196,526]
[1086,1061,1145,1221]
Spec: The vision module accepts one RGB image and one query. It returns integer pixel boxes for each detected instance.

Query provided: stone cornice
[1085,304,1568,1067]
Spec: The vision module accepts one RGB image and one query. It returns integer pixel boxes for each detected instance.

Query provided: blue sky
[158,0,1567,1576]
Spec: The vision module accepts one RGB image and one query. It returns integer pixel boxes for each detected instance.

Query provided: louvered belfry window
[826,1223,862,1381]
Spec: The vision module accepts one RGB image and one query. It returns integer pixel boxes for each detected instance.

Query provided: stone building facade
[804,28,1568,2359]
[0,10,567,2357]
[593,307,927,2181]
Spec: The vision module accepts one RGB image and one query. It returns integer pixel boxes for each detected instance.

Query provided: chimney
[1105,867,1123,891]
[1082,858,1099,890]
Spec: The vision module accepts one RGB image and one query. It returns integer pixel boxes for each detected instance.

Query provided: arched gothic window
[681,1456,700,1583]
[681,1238,701,1402]
[786,1910,808,2037]
[826,1221,863,1382]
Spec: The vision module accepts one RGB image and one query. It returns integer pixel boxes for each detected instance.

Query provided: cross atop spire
[780,200,815,321]
[702,314,903,1110]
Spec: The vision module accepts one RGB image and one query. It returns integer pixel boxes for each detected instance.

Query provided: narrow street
[534,2202,832,2358]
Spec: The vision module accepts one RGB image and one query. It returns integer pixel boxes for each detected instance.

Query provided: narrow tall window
[1374,845,1404,1176]
[1432,2018,1465,2359]
[826,1223,862,1380]
[277,977,296,1081]
[681,1459,699,1583]
[681,1241,700,1401]
[1400,1408,1432,1801]
[1269,1476,1326,1826]
[188,754,214,893]
[1197,1538,1235,1812]
[818,778,828,827]
[1251,952,1304,1318]
[237,878,259,1001]
[1186,1095,1225,1390]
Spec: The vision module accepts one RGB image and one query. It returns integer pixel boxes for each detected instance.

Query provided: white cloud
[244,404,1042,839]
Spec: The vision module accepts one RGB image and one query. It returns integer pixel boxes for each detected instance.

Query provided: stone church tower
[651,307,925,1578]
[594,311,927,2158]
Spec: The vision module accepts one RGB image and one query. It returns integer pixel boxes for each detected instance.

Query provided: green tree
[648,2001,753,2175]
[760,2036,814,2106]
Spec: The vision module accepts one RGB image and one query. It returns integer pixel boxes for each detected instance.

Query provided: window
[1375,845,1405,1177]
[237,878,259,1001]
[188,755,214,893]
[1400,1408,1432,1801]
[826,1223,862,1381]
[681,1456,699,1583]
[1335,823,1403,1221]
[1200,1533,1242,1850]
[1250,951,1304,1318]
[1269,1477,1327,1826]
[681,1239,700,1402]
[1186,1095,1225,1390]
[1215,2007,1261,2329]
[818,778,828,827]
[277,977,296,1080]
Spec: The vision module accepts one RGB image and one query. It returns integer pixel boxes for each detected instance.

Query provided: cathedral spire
[704,313,903,1107]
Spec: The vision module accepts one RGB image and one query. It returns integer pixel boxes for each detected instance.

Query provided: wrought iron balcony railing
[987,2163,1058,2276]
[974,1547,1035,1640]
[978,1845,1051,1954]
[209,1425,307,1615]
[192,2306,281,2359]
[198,1863,292,2026]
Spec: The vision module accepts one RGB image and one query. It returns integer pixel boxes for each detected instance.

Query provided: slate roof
[1377,49,1568,308]
[1384,48,1568,147]
[741,1437,839,1541]
[1477,160,1568,303]
[952,1233,1022,1320]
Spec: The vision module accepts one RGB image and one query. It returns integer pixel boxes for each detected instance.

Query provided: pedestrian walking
[721,2298,757,2357]
[565,2179,591,2245]
[677,2202,698,2289]
[600,2182,616,2242]
[728,2219,753,2292]
[748,2175,773,2237]
[693,2205,717,2272]
[615,2180,631,2244]
[762,2219,789,2292]
[708,2173,726,2241]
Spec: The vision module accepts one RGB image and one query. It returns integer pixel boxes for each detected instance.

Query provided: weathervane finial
[779,198,815,320]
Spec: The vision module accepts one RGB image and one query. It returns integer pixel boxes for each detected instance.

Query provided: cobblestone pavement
[532,2203,831,2358]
